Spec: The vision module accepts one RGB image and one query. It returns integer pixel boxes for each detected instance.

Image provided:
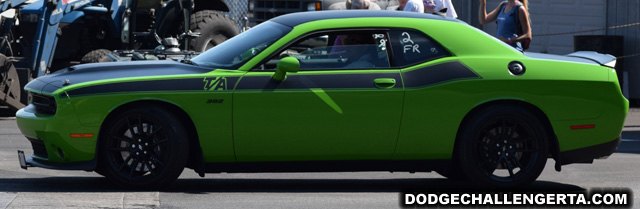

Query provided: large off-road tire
[457,105,549,188]
[0,53,23,112]
[99,106,189,189]
[81,49,115,64]
[188,10,239,52]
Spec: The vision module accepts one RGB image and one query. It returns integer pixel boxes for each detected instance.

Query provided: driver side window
[261,30,391,71]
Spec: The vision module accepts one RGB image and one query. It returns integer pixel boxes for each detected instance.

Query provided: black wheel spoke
[129,159,139,178]
[111,134,134,143]
[145,161,155,175]
[150,139,169,148]
[148,126,164,138]
[505,159,515,178]
[481,129,497,141]
[489,157,503,175]
[118,155,133,172]
[110,147,130,152]
[151,153,165,168]
[514,136,534,143]
[137,115,144,136]
[510,121,519,138]
[480,144,492,154]
[127,119,137,137]
[500,119,508,138]
[510,155,524,170]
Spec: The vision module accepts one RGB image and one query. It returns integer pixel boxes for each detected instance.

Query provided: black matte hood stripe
[235,72,402,90]
[28,60,213,94]
[402,61,481,89]
[67,77,240,96]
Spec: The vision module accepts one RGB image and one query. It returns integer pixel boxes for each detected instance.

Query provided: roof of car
[270,10,459,27]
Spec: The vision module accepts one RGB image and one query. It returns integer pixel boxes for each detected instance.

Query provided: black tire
[188,10,239,52]
[457,105,549,188]
[99,106,189,189]
[81,49,115,64]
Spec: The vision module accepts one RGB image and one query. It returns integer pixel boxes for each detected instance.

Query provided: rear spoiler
[567,51,617,68]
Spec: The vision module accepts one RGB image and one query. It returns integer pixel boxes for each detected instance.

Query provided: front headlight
[307,2,321,11]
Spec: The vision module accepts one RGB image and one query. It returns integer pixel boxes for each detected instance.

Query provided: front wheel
[457,105,549,188]
[99,106,189,189]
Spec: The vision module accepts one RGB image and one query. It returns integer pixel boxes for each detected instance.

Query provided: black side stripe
[402,61,481,89]
[235,73,402,91]
[67,77,240,96]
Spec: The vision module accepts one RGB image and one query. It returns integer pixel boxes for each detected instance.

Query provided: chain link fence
[224,0,249,33]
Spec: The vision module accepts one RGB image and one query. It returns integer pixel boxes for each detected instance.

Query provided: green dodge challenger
[16,10,627,189]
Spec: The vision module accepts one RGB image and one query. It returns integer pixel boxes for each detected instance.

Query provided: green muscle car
[16,10,627,189]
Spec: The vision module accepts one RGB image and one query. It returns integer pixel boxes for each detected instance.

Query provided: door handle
[374,78,396,89]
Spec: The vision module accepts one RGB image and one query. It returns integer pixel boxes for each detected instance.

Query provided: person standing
[398,0,424,12]
[424,0,458,18]
[479,0,531,51]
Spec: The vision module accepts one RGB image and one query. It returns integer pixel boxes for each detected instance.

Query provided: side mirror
[272,57,300,81]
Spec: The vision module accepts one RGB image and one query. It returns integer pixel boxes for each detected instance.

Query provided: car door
[232,30,404,162]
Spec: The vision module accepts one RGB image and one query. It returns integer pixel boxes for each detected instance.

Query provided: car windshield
[191,21,292,69]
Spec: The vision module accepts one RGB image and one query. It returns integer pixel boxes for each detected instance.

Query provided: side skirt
[202,159,451,173]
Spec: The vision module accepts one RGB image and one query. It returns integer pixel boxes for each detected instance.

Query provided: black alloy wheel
[100,106,188,189]
[458,105,549,188]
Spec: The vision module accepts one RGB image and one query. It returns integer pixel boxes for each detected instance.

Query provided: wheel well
[97,100,204,175]
[454,100,560,163]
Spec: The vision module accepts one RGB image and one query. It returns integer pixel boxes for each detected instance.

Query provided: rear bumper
[559,136,620,165]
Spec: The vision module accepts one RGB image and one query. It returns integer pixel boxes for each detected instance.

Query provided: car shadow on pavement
[162,178,585,194]
[0,177,585,193]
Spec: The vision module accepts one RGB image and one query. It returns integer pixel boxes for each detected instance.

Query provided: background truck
[0,0,239,115]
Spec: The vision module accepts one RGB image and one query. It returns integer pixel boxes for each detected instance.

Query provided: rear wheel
[99,106,189,189]
[457,105,548,188]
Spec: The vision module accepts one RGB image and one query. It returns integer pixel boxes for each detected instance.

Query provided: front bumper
[558,136,621,165]
[18,150,95,170]
[15,105,99,170]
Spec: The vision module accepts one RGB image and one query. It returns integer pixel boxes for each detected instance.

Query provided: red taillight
[70,133,94,138]
[570,124,595,130]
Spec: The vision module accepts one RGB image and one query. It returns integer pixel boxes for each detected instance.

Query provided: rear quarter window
[388,29,450,67]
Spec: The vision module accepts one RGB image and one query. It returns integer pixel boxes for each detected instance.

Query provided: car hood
[26,60,212,94]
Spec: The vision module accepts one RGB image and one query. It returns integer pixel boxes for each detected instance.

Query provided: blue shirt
[496,1,523,51]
